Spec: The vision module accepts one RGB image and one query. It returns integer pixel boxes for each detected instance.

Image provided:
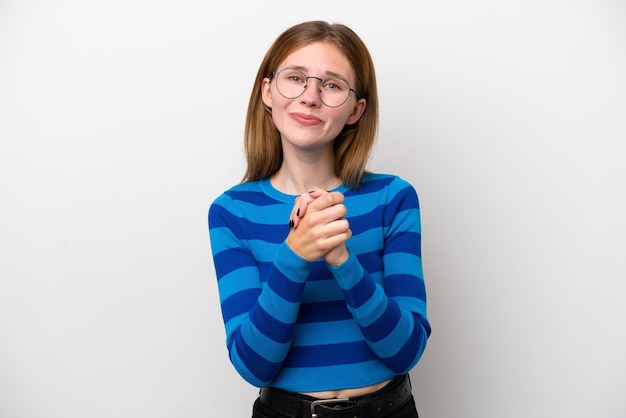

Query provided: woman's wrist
[324,246,349,266]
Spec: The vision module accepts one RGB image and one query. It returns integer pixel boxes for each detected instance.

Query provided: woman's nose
[300,77,323,106]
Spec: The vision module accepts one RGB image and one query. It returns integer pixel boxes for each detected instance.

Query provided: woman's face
[261,41,366,153]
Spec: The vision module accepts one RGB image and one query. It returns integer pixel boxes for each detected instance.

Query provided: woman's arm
[209,197,310,387]
[328,182,431,373]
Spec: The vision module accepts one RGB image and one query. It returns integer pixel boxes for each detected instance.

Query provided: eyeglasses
[270,68,359,108]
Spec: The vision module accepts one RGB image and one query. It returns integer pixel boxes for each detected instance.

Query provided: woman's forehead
[277,42,355,80]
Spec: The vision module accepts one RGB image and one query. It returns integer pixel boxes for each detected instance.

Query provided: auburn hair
[242,21,378,188]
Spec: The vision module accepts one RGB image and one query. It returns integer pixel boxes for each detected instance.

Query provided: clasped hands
[285,187,351,266]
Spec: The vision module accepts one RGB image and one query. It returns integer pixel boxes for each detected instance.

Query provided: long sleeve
[329,177,430,373]
[209,189,310,386]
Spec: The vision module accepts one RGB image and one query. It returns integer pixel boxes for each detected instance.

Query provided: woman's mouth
[291,112,322,126]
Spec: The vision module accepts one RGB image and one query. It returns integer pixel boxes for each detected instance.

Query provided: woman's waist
[299,378,392,399]
[267,362,397,393]
[259,374,413,418]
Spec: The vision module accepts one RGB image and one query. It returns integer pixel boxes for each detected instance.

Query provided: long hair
[242,21,379,188]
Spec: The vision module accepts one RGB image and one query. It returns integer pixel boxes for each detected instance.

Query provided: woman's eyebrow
[279,65,349,79]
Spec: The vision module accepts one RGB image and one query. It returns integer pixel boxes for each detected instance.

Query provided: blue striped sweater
[208,173,430,392]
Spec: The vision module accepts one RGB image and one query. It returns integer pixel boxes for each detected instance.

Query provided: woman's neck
[270,160,341,195]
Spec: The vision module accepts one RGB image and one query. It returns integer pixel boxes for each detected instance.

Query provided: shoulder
[209,181,265,221]
[209,179,291,224]
[350,172,420,213]
[211,181,266,207]
[358,172,417,196]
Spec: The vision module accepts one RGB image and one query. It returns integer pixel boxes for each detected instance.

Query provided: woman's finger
[291,189,326,229]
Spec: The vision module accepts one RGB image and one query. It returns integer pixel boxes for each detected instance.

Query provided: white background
[1,1,625,417]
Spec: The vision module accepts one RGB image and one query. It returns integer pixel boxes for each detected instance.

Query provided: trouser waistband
[258,374,413,418]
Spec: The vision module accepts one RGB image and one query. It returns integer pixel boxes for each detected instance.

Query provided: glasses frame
[270,69,360,108]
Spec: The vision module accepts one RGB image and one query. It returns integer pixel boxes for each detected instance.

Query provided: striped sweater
[208,173,430,392]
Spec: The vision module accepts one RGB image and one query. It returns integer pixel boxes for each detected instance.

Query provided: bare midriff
[300,378,392,399]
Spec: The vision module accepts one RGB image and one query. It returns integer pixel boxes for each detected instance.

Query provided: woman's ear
[261,78,272,108]
[345,98,366,125]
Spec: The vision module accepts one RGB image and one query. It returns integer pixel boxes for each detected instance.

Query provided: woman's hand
[288,189,324,230]
[286,188,351,265]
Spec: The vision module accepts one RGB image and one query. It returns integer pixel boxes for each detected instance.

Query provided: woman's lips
[291,112,322,126]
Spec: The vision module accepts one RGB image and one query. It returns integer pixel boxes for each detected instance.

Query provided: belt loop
[356,396,371,418]
[296,396,303,418]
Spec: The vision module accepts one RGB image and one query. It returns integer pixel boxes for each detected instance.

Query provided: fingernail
[296,208,300,217]
[288,219,294,228]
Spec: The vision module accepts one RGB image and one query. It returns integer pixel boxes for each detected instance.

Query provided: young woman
[208,20,431,418]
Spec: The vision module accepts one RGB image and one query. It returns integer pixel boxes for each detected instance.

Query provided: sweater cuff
[274,242,311,283]
[326,251,364,290]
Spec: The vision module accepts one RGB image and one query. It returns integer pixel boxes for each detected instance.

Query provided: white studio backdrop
[1,1,625,417]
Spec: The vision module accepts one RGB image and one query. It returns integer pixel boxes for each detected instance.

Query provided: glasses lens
[275,70,307,99]
[274,69,352,107]
[318,77,351,107]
